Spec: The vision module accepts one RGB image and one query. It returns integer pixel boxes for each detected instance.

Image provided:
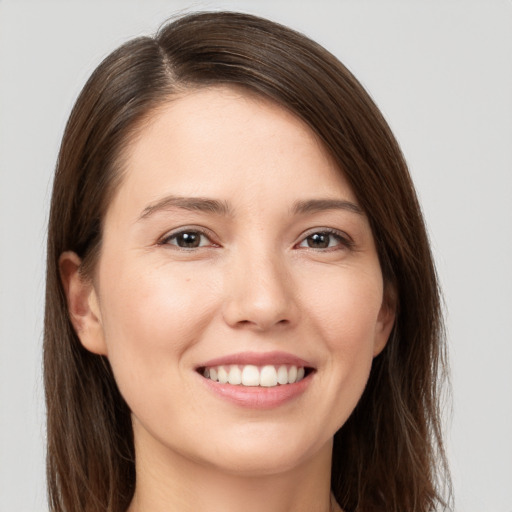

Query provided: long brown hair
[45,11,451,512]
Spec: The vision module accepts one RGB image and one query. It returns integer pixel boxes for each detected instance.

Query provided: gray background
[1,1,511,510]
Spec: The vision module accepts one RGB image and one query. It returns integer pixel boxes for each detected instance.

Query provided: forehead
[108,86,356,221]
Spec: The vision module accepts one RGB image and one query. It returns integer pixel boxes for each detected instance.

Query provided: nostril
[232,318,290,330]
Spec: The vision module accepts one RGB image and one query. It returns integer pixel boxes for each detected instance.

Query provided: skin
[61,87,395,512]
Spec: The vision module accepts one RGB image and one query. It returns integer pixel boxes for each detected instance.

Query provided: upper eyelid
[159,226,217,245]
[297,227,353,243]
[157,226,354,246]
[294,230,356,253]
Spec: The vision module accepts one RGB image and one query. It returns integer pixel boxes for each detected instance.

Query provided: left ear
[59,251,108,356]
[373,283,397,357]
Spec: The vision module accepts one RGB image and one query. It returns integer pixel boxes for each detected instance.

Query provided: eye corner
[295,228,354,251]
[158,227,220,250]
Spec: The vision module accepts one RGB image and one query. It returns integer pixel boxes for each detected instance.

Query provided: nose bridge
[222,239,297,330]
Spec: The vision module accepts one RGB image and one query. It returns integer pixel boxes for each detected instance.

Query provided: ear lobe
[59,251,108,356]
[373,284,397,357]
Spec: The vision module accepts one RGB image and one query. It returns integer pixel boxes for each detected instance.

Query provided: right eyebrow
[292,198,364,216]
[138,195,232,221]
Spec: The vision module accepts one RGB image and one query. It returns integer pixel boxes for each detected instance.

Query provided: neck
[127,424,340,512]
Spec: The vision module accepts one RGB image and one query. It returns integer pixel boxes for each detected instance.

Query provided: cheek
[301,266,383,414]
[97,258,220,388]
[303,265,384,344]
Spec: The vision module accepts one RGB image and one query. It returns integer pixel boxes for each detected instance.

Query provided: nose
[222,247,298,331]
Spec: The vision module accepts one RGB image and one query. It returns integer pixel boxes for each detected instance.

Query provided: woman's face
[71,87,394,476]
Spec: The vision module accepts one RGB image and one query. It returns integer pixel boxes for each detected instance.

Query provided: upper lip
[196,351,314,369]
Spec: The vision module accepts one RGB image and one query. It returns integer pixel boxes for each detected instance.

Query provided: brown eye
[306,233,330,248]
[166,231,209,249]
[297,230,351,250]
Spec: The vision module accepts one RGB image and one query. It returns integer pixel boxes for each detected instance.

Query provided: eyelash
[159,227,353,252]
[159,228,217,250]
[296,228,354,251]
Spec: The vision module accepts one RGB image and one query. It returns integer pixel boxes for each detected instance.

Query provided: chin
[194,427,332,477]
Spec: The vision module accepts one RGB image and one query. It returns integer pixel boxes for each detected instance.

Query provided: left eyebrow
[138,195,232,221]
[291,198,364,216]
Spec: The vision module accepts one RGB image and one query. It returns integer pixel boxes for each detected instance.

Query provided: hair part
[45,11,451,512]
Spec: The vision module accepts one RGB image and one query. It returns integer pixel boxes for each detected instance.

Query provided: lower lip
[198,373,313,409]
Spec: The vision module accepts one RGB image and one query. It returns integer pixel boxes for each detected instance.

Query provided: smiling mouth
[197,364,315,387]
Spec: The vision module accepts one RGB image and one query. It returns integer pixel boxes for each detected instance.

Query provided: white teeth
[241,365,260,386]
[217,366,228,384]
[277,365,288,385]
[228,365,242,385]
[203,364,308,387]
[260,365,278,387]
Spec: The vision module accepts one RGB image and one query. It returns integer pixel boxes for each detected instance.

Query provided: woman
[44,11,450,512]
